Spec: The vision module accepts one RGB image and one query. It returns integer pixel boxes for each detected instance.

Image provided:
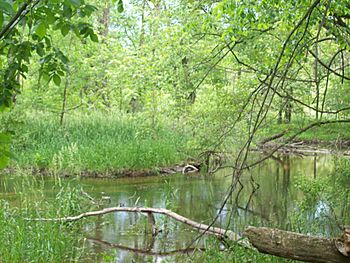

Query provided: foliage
[0,0,99,166]
[10,111,190,173]
[0,175,92,262]
[291,156,350,235]
[1,0,350,261]
[190,238,291,263]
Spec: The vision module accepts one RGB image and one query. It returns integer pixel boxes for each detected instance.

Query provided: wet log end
[243,226,350,263]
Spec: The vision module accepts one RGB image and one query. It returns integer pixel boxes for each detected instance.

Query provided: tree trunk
[244,226,349,263]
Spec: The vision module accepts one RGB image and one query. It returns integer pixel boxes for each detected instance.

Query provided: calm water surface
[0,154,336,261]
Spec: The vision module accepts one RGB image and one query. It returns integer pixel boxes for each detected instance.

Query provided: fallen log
[244,226,350,263]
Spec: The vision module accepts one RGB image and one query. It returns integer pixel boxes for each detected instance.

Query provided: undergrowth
[258,118,350,143]
[0,174,92,262]
[7,111,190,175]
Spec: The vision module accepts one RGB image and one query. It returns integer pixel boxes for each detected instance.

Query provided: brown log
[244,226,350,263]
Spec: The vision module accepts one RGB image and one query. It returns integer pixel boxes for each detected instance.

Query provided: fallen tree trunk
[244,226,349,263]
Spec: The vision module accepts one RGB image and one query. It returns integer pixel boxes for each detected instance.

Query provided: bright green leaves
[0,0,99,170]
[39,47,68,86]
[0,132,12,169]
[52,74,61,86]
[34,21,47,39]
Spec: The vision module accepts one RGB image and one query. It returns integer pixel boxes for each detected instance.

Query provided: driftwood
[244,226,350,263]
[28,206,240,240]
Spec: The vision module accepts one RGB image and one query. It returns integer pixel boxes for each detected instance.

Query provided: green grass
[0,176,90,262]
[258,118,350,143]
[193,239,294,263]
[10,111,190,175]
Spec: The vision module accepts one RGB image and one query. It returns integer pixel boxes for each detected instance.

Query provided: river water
[0,153,338,261]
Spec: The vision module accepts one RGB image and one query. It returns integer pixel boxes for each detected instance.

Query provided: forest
[0,0,350,262]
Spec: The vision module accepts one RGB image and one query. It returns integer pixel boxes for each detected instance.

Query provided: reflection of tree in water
[228,154,293,229]
[81,155,339,260]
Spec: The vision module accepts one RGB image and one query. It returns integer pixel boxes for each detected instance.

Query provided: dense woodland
[0,0,350,262]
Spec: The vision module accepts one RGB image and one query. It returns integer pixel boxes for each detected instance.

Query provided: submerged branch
[88,238,206,257]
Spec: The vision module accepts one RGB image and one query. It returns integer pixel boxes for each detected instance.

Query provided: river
[0,153,339,262]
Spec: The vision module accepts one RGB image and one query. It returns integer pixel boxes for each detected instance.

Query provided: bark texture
[244,226,350,263]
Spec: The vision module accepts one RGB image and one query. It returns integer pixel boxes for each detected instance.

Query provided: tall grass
[11,111,190,174]
[191,238,292,263]
[0,175,91,262]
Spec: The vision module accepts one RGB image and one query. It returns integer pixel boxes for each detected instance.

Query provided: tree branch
[27,206,241,240]
[0,0,35,39]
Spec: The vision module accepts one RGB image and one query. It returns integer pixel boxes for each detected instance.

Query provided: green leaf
[36,45,45,56]
[52,74,61,86]
[63,5,72,18]
[84,5,97,16]
[90,33,98,42]
[117,0,124,13]
[0,1,13,14]
[0,132,12,170]
[0,12,3,29]
[46,11,56,25]
[41,71,50,82]
[60,24,70,37]
[21,64,29,73]
[57,70,65,76]
[67,0,81,7]
[34,22,47,39]
[2,149,14,159]
[0,133,11,143]
[0,154,8,169]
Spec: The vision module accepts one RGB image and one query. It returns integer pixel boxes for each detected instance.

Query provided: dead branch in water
[88,238,207,257]
[28,207,350,262]
[27,206,240,240]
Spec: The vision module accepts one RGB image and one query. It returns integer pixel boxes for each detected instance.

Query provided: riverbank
[2,162,202,178]
[3,111,194,176]
[256,139,350,156]
[257,120,350,155]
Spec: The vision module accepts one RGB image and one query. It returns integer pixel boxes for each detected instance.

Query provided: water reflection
[0,154,336,261]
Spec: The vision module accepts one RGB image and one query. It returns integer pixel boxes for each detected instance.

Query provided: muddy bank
[2,163,202,178]
[256,139,350,156]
